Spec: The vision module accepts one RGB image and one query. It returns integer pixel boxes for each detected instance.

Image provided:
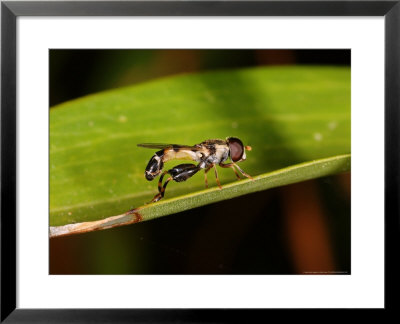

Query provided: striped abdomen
[144,150,164,180]
[144,147,200,181]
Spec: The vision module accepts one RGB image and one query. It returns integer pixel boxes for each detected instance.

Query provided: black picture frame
[1,0,399,322]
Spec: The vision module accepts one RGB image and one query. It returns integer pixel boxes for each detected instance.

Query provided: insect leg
[204,165,213,188]
[232,162,254,180]
[218,162,241,180]
[149,175,173,203]
[157,171,169,193]
[169,163,201,183]
[213,164,223,190]
[148,164,201,203]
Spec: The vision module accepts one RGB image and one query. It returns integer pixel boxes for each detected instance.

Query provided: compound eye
[228,137,244,162]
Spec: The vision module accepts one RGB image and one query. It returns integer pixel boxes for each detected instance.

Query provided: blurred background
[50,49,350,274]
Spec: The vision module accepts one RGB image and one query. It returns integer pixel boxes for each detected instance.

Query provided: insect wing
[137,143,198,150]
[137,143,173,149]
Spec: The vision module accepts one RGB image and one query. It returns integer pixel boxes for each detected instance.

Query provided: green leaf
[50,66,350,227]
[49,154,350,237]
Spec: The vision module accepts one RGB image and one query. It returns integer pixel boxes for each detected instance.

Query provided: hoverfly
[138,137,253,203]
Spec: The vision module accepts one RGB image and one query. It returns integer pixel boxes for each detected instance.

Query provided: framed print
[1,0,399,322]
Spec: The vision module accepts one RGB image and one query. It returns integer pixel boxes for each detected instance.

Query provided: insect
[137,137,253,203]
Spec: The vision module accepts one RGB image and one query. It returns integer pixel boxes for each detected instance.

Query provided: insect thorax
[198,143,229,168]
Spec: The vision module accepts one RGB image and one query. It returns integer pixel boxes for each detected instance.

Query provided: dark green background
[49,50,350,275]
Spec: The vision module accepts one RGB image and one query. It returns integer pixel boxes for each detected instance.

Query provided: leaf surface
[50,154,350,237]
[50,66,350,226]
